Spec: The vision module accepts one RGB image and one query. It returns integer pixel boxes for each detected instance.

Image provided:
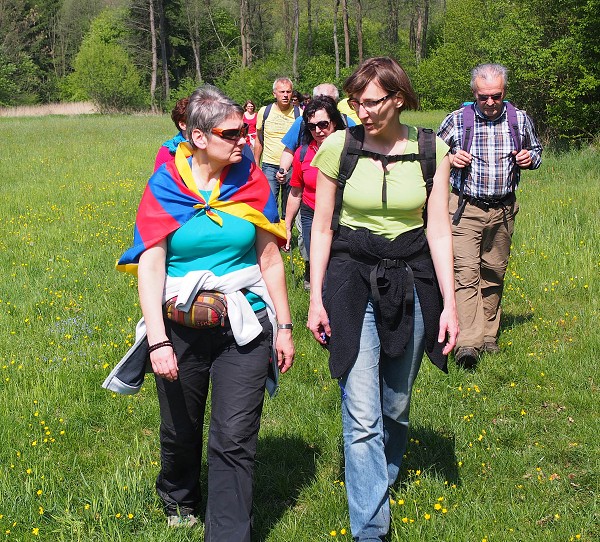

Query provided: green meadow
[0,113,598,541]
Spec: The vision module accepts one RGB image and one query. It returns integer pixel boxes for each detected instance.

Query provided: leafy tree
[67,9,146,111]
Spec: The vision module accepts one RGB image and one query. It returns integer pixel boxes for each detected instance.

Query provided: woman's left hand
[275,329,295,373]
[438,305,459,355]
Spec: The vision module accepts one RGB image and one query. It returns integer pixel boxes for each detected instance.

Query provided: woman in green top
[308,57,458,541]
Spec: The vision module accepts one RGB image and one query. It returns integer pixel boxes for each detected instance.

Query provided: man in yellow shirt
[254,77,300,218]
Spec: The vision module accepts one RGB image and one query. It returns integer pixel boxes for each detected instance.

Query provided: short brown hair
[171,97,189,130]
[343,57,419,112]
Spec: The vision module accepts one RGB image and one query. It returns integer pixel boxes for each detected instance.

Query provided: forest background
[1,0,599,146]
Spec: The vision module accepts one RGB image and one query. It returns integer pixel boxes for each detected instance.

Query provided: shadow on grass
[500,311,534,331]
[253,435,319,540]
[399,425,459,486]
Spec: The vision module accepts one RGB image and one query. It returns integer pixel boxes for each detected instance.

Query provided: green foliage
[218,55,295,107]
[415,0,600,144]
[67,9,146,111]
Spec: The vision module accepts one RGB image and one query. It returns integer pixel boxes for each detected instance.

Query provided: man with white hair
[438,63,543,368]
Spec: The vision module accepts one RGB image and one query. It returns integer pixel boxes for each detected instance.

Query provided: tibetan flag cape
[116,142,285,275]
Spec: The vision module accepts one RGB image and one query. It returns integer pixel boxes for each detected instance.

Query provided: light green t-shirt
[311,126,449,239]
[256,104,299,165]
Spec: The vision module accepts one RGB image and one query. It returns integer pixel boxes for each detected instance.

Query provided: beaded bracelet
[148,340,174,354]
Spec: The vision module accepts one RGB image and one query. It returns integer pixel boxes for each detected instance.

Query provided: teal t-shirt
[312,126,449,240]
[166,190,265,310]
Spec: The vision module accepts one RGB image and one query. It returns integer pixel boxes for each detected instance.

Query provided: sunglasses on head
[211,123,249,141]
[477,93,503,102]
[306,120,331,132]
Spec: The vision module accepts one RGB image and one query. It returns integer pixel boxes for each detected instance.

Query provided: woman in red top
[284,96,345,288]
[243,100,257,148]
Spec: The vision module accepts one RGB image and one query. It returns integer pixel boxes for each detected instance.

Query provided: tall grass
[0,114,597,541]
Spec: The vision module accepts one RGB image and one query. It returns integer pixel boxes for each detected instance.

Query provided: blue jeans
[339,291,425,541]
[262,162,290,219]
[300,205,314,258]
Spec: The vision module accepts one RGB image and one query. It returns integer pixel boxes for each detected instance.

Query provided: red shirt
[290,141,319,210]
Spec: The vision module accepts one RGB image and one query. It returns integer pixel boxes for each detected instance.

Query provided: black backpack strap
[417,127,437,227]
[257,103,273,145]
[297,119,305,148]
[332,125,364,230]
[299,143,309,163]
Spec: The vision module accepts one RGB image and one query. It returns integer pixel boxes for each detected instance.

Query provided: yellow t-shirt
[337,98,361,125]
[311,126,449,239]
[256,104,299,165]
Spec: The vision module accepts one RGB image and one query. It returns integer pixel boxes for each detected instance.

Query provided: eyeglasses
[347,93,395,112]
[306,120,331,132]
[211,123,249,141]
[477,93,503,102]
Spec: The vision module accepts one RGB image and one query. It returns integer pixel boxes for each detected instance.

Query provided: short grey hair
[470,64,508,92]
[312,83,339,101]
[186,85,243,149]
[273,77,293,91]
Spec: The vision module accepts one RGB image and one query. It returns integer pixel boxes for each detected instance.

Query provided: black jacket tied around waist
[325,226,448,379]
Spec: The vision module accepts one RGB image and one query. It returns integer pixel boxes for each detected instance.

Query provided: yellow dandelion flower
[434,503,442,510]
[36,490,43,496]
[398,499,405,505]
[32,528,40,535]
[127,513,134,519]
[424,513,431,520]
[39,507,44,515]
[402,517,409,523]
[340,528,346,535]
[330,530,337,536]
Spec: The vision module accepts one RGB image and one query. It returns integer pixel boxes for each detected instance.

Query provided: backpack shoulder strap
[297,119,305,148]
[332,125,364,230]
[293,105,301,118]
[417,127,436,227]
[258,103,273,144]
[299,143,309,163]
[452,104,475,225]
[505,102,522,152]
[461,103,475,152]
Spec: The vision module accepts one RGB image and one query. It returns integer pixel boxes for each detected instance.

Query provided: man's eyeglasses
[211,123,249,141]
[477,93,503,102]
[347,93,395,112]
[306,120,331,132]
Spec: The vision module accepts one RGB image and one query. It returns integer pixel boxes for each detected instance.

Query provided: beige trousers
[449,191,519,351]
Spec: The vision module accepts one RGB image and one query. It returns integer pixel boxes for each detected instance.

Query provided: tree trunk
[342,0,350,68]
[240,0,252,67]
[307,0,313,57]
[149,0,158,112]
[333,0,340,79]
[386,0,399,44]
[157,0,169,101]
[410,0,429,63]
[355,0,363,64]
[292,0,300,80]
[284,0,292,54]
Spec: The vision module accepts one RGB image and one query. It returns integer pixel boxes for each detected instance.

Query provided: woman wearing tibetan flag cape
[113,86,294,538]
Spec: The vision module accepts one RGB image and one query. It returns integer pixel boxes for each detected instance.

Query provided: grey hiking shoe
[167,514,200,528]
[455,346,479,369]
[483,340,500,354]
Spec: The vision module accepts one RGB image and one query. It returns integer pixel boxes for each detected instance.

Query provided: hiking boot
[455,347,479,369]
[483,340,500,354]
[167,514,200,528]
